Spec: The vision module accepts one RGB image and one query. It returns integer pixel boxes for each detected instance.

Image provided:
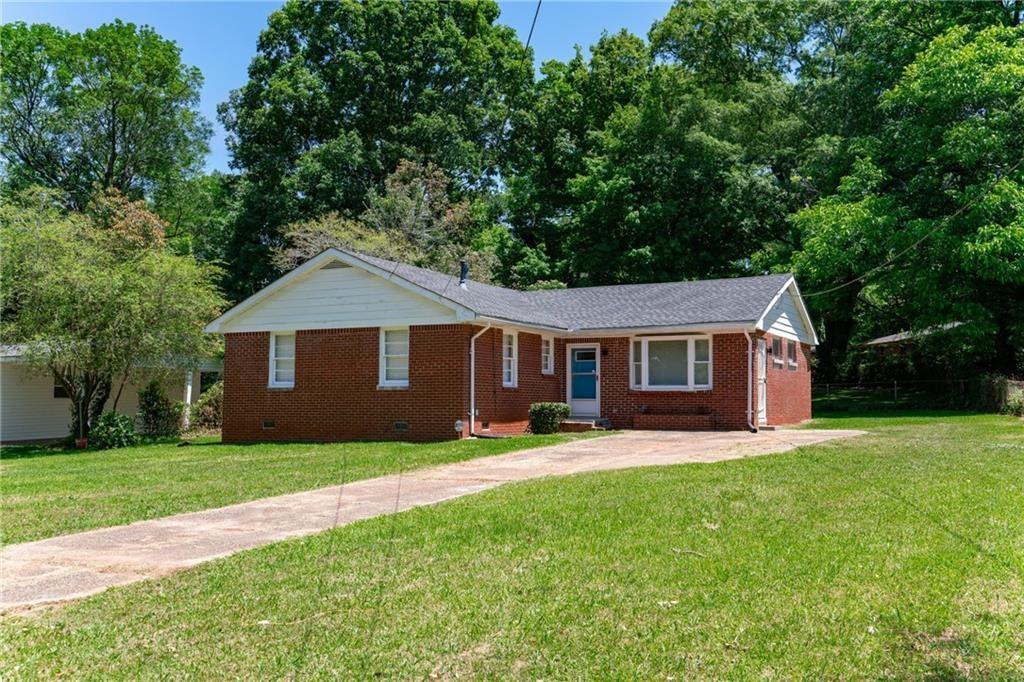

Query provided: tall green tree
[219,0,533,300]
[0,21,210,210]
[503,30,651,285]
[789,25,1024,376]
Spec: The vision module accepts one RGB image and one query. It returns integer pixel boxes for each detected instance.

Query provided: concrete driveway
[1,428,861,612]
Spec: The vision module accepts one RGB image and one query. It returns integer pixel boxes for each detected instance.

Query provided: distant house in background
[862,322,964,349]
[0,346,222,443]
[205,248,818,442]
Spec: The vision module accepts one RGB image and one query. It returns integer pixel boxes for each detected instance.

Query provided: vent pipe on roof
[458,260,469,289]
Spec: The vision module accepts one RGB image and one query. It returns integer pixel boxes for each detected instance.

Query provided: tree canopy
[0,20,210,210]
[3,1,1022,380]
[218,0,533,299]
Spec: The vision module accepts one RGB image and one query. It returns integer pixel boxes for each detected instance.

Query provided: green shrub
[529,402,572,434]
[1003,392,1024,417]
[89,412,139,449]
[137,380,184,437]
[189,380,223,430]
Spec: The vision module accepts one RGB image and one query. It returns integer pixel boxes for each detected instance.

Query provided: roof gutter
[468,322,492,437]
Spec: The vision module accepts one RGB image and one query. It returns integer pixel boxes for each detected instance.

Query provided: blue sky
[3,1,672,172]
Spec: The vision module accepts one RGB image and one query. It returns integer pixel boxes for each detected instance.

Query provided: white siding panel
[0,364,190,442]
[220,266,458,333]
[763,288,814,344]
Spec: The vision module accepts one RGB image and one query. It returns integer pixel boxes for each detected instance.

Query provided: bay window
[629,336,712,390]
[269,332,296,388]
[380,328,409,387]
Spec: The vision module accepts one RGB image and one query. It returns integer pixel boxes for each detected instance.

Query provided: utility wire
[805,158,1023,298]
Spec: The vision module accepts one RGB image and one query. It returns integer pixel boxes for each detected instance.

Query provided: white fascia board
[204,248,477,333]
[754,276,820,346]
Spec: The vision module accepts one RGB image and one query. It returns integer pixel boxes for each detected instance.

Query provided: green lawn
[3,413,1022,679]
[0,433,604,545]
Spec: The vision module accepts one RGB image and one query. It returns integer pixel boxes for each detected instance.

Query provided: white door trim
[566,342,600,418]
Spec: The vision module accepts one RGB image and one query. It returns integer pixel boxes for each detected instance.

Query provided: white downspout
[469,322,491,437]
[743,329,757,433]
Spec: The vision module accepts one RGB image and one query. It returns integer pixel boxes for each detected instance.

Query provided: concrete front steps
[559,419,607,433]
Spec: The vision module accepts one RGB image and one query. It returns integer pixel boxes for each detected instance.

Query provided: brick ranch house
[204,248,818,442]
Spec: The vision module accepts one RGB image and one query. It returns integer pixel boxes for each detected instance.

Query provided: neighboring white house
[0,346,221,443]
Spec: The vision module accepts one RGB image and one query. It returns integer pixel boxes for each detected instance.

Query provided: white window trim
[787,339,798,370]
[379,327,410,388]
[772,337,784,366]
[502,331,518,388]
[540,336,554,375]
[629,335,713,391]
[268,331,296,388]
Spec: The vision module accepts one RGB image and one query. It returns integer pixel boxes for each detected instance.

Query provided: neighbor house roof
[206,248,817,343]
[862,322,963,347]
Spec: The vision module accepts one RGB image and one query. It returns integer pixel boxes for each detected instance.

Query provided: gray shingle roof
[354,251,792,332]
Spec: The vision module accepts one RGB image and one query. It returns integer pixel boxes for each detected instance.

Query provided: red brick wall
[222,325,811,443]
[762,332,812,425]
[472,327,561,435]
[222,325,473,443]
[554,334,754,431]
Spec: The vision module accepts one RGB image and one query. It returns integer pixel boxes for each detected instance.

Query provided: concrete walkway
[1,429,861,612]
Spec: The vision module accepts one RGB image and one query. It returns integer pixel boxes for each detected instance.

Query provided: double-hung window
[502,331,518,387]
[787,340,798,370]
[629,336,712,390]
[269,332,296,388]
[772,337,784,366]
[380,328,410,387]
[540,336,554,375]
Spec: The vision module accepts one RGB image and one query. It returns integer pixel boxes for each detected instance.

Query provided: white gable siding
[0,364,194,442]
[762,287,814,344]
[219,265,458,333]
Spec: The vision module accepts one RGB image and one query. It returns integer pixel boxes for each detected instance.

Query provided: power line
[805,158,1024,298]
[526,0,543,47]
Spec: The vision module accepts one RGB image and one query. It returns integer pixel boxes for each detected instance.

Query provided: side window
[541,337,554,375]
[787,340,798,370]
[269,332,296,388]
[502,332,518,387]
[380,328,410,387]
[772,337,783,366]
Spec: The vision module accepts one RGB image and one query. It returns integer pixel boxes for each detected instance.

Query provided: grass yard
[0,433,603,545]
[2,413,1022,679]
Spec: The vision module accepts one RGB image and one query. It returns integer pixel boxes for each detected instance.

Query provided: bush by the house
[189,380,223,430]
[89,412,140,450]
[528,402,572,434]
[137,380,185,437]
[1003,392,1024,417]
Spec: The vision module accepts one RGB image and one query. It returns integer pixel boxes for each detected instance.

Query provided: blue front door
[569,346,599,416]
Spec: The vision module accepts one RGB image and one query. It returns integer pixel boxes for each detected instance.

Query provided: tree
[788,25,1024,377]
[274,161,497,282]
[0,188,224,439]
[0,20,211,210]
[219,0,533,300]
[503,30,652,284]
[153,171,239,264]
